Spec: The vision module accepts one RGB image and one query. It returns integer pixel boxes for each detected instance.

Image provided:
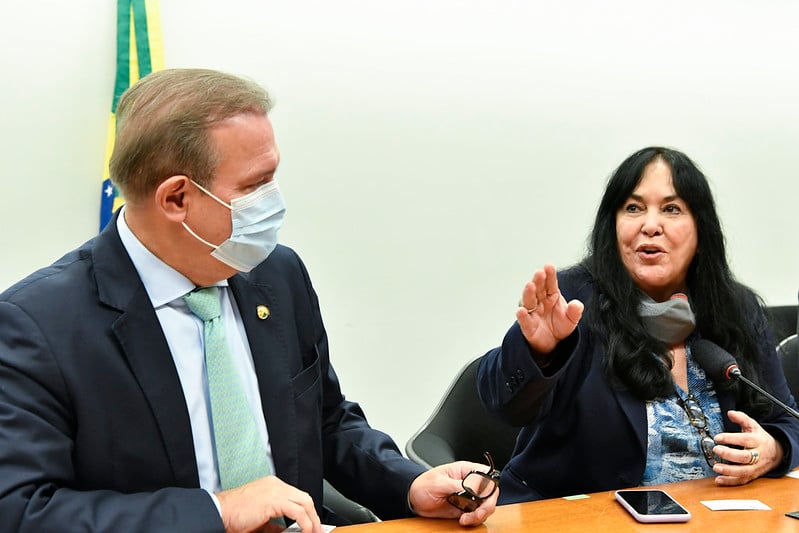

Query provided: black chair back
[778,334,799,402]
[405,357,519,471]
[323,479,379,524]
[766,305,798,342]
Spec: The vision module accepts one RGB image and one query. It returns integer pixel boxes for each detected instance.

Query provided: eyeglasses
[677,394,719,467]
[446,452,500,513]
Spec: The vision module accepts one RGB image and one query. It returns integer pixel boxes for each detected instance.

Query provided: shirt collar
[116,207,227,307]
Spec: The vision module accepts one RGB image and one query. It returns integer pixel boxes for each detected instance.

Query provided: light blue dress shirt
[116,209,276,496]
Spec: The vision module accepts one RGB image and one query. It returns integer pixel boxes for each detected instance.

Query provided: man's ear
[156,175,192,222]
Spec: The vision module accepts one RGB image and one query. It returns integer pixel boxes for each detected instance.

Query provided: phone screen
[617,490,688,515]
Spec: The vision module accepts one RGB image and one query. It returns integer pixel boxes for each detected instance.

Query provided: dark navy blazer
[478,266,799,504]
[0,215,424,532]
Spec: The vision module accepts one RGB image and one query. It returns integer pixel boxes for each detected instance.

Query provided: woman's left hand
[711,410,783,485]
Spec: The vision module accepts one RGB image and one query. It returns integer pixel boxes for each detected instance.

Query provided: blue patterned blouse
[642,344,725,485]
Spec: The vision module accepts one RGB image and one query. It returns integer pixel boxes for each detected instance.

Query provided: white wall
[1,0,797,451]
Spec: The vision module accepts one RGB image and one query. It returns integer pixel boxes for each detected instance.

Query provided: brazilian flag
[100,0,165,230]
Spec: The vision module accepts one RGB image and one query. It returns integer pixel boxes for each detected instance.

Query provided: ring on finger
[525,305,538,314]
[747,449,760,465]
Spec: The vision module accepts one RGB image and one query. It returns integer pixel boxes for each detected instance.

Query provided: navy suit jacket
[0,217,424,532]
[477,265,799,505]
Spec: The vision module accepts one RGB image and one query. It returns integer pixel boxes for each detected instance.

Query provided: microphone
[691,339,799,421]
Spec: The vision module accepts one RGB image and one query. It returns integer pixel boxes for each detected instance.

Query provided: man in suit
[0,68,497,532]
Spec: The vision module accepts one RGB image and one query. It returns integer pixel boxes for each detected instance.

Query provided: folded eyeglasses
[446,451,501,513]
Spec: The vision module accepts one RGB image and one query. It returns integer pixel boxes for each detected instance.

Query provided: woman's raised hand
[516,264,584,355]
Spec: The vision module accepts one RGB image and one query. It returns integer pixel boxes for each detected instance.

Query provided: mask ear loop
[182,222,220,250]
[190,179,232,210]
[182,179,232,250]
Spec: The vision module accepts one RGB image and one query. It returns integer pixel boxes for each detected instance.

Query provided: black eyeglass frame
[446,452,501,513]
[677,393,720,467]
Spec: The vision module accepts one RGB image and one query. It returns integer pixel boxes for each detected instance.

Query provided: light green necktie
[184,286,272,490]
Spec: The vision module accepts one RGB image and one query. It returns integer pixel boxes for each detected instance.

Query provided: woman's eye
[625,203,642,213]
[664,204,682,214]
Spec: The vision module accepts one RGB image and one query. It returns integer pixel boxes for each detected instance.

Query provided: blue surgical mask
[182,179,286,272]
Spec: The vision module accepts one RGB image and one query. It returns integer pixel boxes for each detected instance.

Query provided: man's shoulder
[251,244,303,274]
[237,243,309,286]
[0,237,99,306]
[266,243,298,263]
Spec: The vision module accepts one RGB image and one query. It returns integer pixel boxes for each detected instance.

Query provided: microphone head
[691,339,740,382]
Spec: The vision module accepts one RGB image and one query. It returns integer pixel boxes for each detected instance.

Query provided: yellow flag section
[100,0,165,231]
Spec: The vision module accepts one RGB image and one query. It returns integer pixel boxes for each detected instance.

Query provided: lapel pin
[256,305,270,320]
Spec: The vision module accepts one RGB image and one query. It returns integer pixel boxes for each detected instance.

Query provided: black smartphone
[614,489,691,523]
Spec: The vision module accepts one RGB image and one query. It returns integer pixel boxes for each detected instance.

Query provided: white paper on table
[281,526,335,533]
[700,499,772,511]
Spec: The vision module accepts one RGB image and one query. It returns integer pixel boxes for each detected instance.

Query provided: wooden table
[338,475,799,532]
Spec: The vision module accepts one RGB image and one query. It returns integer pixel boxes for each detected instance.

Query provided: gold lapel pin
[256,305,270,320]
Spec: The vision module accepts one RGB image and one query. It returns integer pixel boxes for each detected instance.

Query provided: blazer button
[516,368,525,380]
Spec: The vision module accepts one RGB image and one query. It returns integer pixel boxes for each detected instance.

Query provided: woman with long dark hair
[477,146,799,504]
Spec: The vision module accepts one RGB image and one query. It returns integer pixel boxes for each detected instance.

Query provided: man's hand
[216,476,323,533]
[409,462,498,526]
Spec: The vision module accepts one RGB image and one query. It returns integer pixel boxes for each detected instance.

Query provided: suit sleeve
[289,251,426,520]
[477,266,593,427]
[0,301,224,533]
[748,301,799,476]
[477,322,582,427]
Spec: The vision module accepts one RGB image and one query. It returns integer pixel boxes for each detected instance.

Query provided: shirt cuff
[206,490,223,518]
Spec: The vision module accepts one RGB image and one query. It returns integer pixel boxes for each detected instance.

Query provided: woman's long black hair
[585,146,770,415]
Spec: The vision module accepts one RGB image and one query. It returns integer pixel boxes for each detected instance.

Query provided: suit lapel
[93,217,200,488]
[229,275,300,486]
[614,386,648,460]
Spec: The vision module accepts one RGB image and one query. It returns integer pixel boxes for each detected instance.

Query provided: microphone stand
[731,369,799,421]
